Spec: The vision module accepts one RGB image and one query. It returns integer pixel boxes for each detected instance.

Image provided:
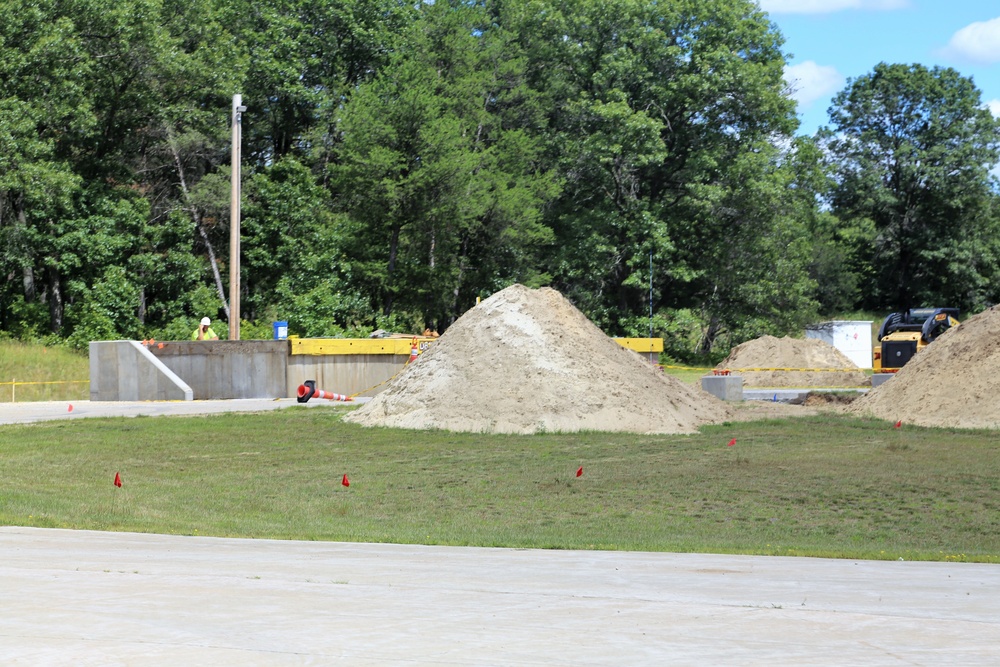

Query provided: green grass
[661,364,713,384]
[0,341,89,402]
[2,407,998,562]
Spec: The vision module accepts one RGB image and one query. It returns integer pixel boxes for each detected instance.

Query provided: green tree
[782,137,859,315]
[242,157,342,322]
[0,0,91,333]
[509,0,806,351]
[228,0,414,165]
[822,63,1000,313]
[335,0,557,328]
[1,0,245,339]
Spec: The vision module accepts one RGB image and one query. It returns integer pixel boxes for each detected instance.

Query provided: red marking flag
[67,404,73,412]
[894,420,902,429]
[342,474,350,487]
[727,438,736,447]
[114,472,122,488]
[576,467,583,477]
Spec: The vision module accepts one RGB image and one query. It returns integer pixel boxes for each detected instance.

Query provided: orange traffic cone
[296,380,352,403]
[314,388,352,401]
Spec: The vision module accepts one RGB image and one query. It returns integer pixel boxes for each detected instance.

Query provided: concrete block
[150,340,287,399]
[701,375,743,401]
[89,341,192,401]
[287,353,409,399]
[871,373,895,388]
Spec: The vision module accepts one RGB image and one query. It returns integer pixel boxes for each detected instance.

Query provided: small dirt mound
[802,392,858,406]
[716,335,868,388]
[850,306,1000,429]
[344,285,728,434]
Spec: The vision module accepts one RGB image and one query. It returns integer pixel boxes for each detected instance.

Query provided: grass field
[0,342,89,402]
[2,407,998,562]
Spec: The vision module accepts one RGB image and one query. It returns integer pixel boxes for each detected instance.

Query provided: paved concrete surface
[0,398,367,426]
[2,527,998,666]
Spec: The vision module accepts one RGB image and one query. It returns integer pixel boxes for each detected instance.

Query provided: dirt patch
[850,306,1000,429]
[802,392,859,407]
[723,401,824,421]
[344,285,729,434]
[715,335,868,388]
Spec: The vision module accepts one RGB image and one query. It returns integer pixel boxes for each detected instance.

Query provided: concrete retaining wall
[287,353,411,398]
[90,341,193,401]
[149,341,288,400]
[90,340,412,401]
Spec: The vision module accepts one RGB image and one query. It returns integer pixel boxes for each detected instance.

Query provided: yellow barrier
[291,337,665,356]
[1,379,89,402]
[614,338,664,353]
[290,338,436,356]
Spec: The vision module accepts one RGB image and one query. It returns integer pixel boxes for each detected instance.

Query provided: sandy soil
[715,335,869,388]
[344,285,729,434]
[849,305,1000,429]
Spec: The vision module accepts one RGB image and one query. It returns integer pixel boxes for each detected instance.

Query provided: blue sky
[760,0,1000,137]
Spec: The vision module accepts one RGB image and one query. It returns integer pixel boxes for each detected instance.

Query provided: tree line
[2,0,998,360]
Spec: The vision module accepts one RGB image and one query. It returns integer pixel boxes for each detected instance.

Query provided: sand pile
[850,306,1000,429]
[716,335,868,388]
[344,285,727,434]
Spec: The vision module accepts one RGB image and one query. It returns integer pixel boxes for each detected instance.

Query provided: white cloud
[945,17,1000,64]
[989,100,1000,117]
[784,61,845,108]
[759,0,907,14]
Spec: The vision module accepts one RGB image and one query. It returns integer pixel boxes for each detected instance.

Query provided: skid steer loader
[872,307,960,373]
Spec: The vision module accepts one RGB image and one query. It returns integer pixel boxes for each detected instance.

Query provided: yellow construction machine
[872,308,960,372]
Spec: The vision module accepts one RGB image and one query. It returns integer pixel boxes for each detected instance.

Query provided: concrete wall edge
[129,341,194,401]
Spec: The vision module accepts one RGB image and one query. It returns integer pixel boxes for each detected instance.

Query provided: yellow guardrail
[614,338,663,353]
[292,337,665,356]
[290,337,438,356]
[2,379,89,402]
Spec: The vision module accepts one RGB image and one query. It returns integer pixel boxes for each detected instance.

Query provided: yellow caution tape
[0,380,89,387]
[659,366,864,373]
[723,368,864,373]
[347,361,416,399]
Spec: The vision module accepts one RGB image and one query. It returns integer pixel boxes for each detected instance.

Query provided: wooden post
[229,95,244,341]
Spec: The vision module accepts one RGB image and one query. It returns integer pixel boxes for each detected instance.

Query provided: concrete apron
[2,527,998,666]
[0,398,368,426]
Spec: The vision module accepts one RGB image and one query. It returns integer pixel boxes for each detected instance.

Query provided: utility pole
[229,95,246,341]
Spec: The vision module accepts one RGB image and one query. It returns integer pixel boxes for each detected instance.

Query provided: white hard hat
[200,317,211,326]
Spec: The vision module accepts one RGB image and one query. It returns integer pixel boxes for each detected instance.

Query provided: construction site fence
[2,379,89,402]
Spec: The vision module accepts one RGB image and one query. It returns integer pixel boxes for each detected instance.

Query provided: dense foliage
[1,0,998,359]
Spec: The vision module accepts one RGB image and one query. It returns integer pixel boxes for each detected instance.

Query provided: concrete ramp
[89,341,192,401]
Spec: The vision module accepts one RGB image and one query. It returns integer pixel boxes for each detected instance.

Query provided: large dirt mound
[344,285,727,434]
[716,335,868,388]
[850,306,1000,429]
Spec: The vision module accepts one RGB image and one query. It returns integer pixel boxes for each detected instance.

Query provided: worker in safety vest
[192,317,219,341]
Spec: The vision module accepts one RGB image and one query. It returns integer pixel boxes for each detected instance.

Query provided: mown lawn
[2,407,998,562]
